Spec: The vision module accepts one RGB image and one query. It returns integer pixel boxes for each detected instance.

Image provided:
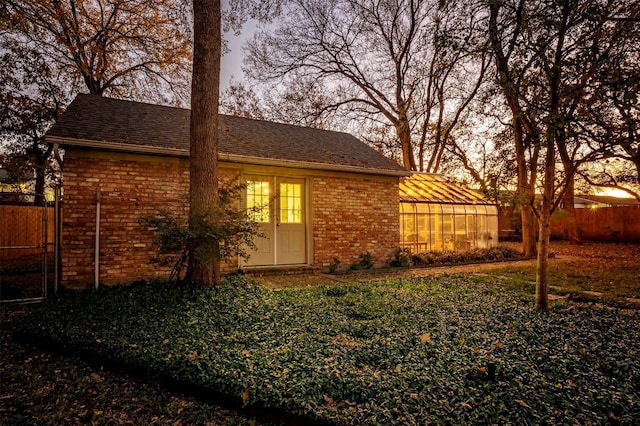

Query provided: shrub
[389,247,412,267]
[142,182,262,283]
[412,245,523,266]
[350,252,374,270]
[328,257,341,274]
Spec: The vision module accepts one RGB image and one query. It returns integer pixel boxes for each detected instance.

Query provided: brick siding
[61,150,399,287]
[312,175,399,270]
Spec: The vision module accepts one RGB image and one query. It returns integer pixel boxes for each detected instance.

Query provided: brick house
[46,94,408,287]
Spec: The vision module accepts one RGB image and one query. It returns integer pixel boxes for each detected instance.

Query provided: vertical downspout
[54,186,60,294]
[42,192,48,299]
[53,143,61,294]
[95,189,101,290]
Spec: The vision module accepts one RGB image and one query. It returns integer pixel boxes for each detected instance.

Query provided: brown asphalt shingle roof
[47,94,406,175]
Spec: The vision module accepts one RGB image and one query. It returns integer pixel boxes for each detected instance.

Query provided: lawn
[0,304,264,426]
[482,242,640,305]
[13,274,640,425]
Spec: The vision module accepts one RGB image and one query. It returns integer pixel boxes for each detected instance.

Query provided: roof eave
[47,136,410,177]
[399,197,496,206]
[219,153,409,177]
[47,135,188,157]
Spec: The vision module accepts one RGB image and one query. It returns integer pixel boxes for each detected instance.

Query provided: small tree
[487,0,638,309]
[144,183,262,284]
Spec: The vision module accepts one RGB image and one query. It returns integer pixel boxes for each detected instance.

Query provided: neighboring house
[0,168,35,204]
[576,194,640,207]
[399,173,499,253]
[46,94,408,288]
[570,196,609,209]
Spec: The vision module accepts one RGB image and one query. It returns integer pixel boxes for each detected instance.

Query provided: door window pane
[247,180,270,222]
[280,183,302,223]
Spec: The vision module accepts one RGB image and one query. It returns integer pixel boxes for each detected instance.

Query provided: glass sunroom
[399,174,499,253]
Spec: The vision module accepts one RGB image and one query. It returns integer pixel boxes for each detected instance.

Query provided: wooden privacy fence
[0,205,55,260]
[550,206,640,242]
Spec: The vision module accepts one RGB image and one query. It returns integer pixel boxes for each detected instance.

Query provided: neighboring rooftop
[579,194,640,206]
[46,94,407,176]
[399,173,491,205]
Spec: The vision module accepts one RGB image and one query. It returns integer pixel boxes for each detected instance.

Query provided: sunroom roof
[399,173,491,205]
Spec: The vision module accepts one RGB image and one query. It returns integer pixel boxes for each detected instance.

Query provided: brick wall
[312,175,399,270]
[61,150,239,288]
[62,149,400,286]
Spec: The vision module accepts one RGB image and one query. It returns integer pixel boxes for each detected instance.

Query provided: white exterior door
[275,178,306,265]
[244,177,306,266]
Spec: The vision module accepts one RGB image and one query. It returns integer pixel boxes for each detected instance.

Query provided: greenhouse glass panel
[399,174,499,254]
[440,205,454,251]
[466,206,478,250]
[487,205,499,244]
[400,203,417,247]
[453,205,468,251]
[477,213,488,248]
[429,204,440,252]
[416,205,429,253]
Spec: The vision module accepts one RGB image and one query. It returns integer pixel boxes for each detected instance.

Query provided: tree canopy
[3,0,192,101]
[242,0,488,172]
[486,0,640,308]
[1,0,192,201]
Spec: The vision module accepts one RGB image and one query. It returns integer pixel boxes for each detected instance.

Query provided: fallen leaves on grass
[1,305,264,426]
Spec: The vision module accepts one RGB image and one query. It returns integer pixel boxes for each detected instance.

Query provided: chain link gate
[0,190,59,302]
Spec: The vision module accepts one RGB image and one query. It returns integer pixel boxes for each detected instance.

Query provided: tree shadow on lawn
[478,241,640,307]
[0,303,275,426]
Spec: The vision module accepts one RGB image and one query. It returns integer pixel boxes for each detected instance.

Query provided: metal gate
[0,190,60,302]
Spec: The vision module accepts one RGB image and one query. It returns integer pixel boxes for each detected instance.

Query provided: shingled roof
[46,94,407,176]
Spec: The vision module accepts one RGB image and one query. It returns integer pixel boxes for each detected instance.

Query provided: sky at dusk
[220,16,259,90]
[220,29,248,90]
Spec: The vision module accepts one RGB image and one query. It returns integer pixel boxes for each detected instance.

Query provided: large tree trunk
[562,175,581,245]
[32,140,53,206]
[557,127,581,245]
[535,140,555,310]
[188,0,221,286]
[397,117,417,171]
[515,126,537,259]
[535,131,557,310]
[521,204,537,258]
[535,207,551,310]
[488,3,537,259]
[34,154,46,206]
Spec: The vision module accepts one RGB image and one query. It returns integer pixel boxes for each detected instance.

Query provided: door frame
[240,174,311,268]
